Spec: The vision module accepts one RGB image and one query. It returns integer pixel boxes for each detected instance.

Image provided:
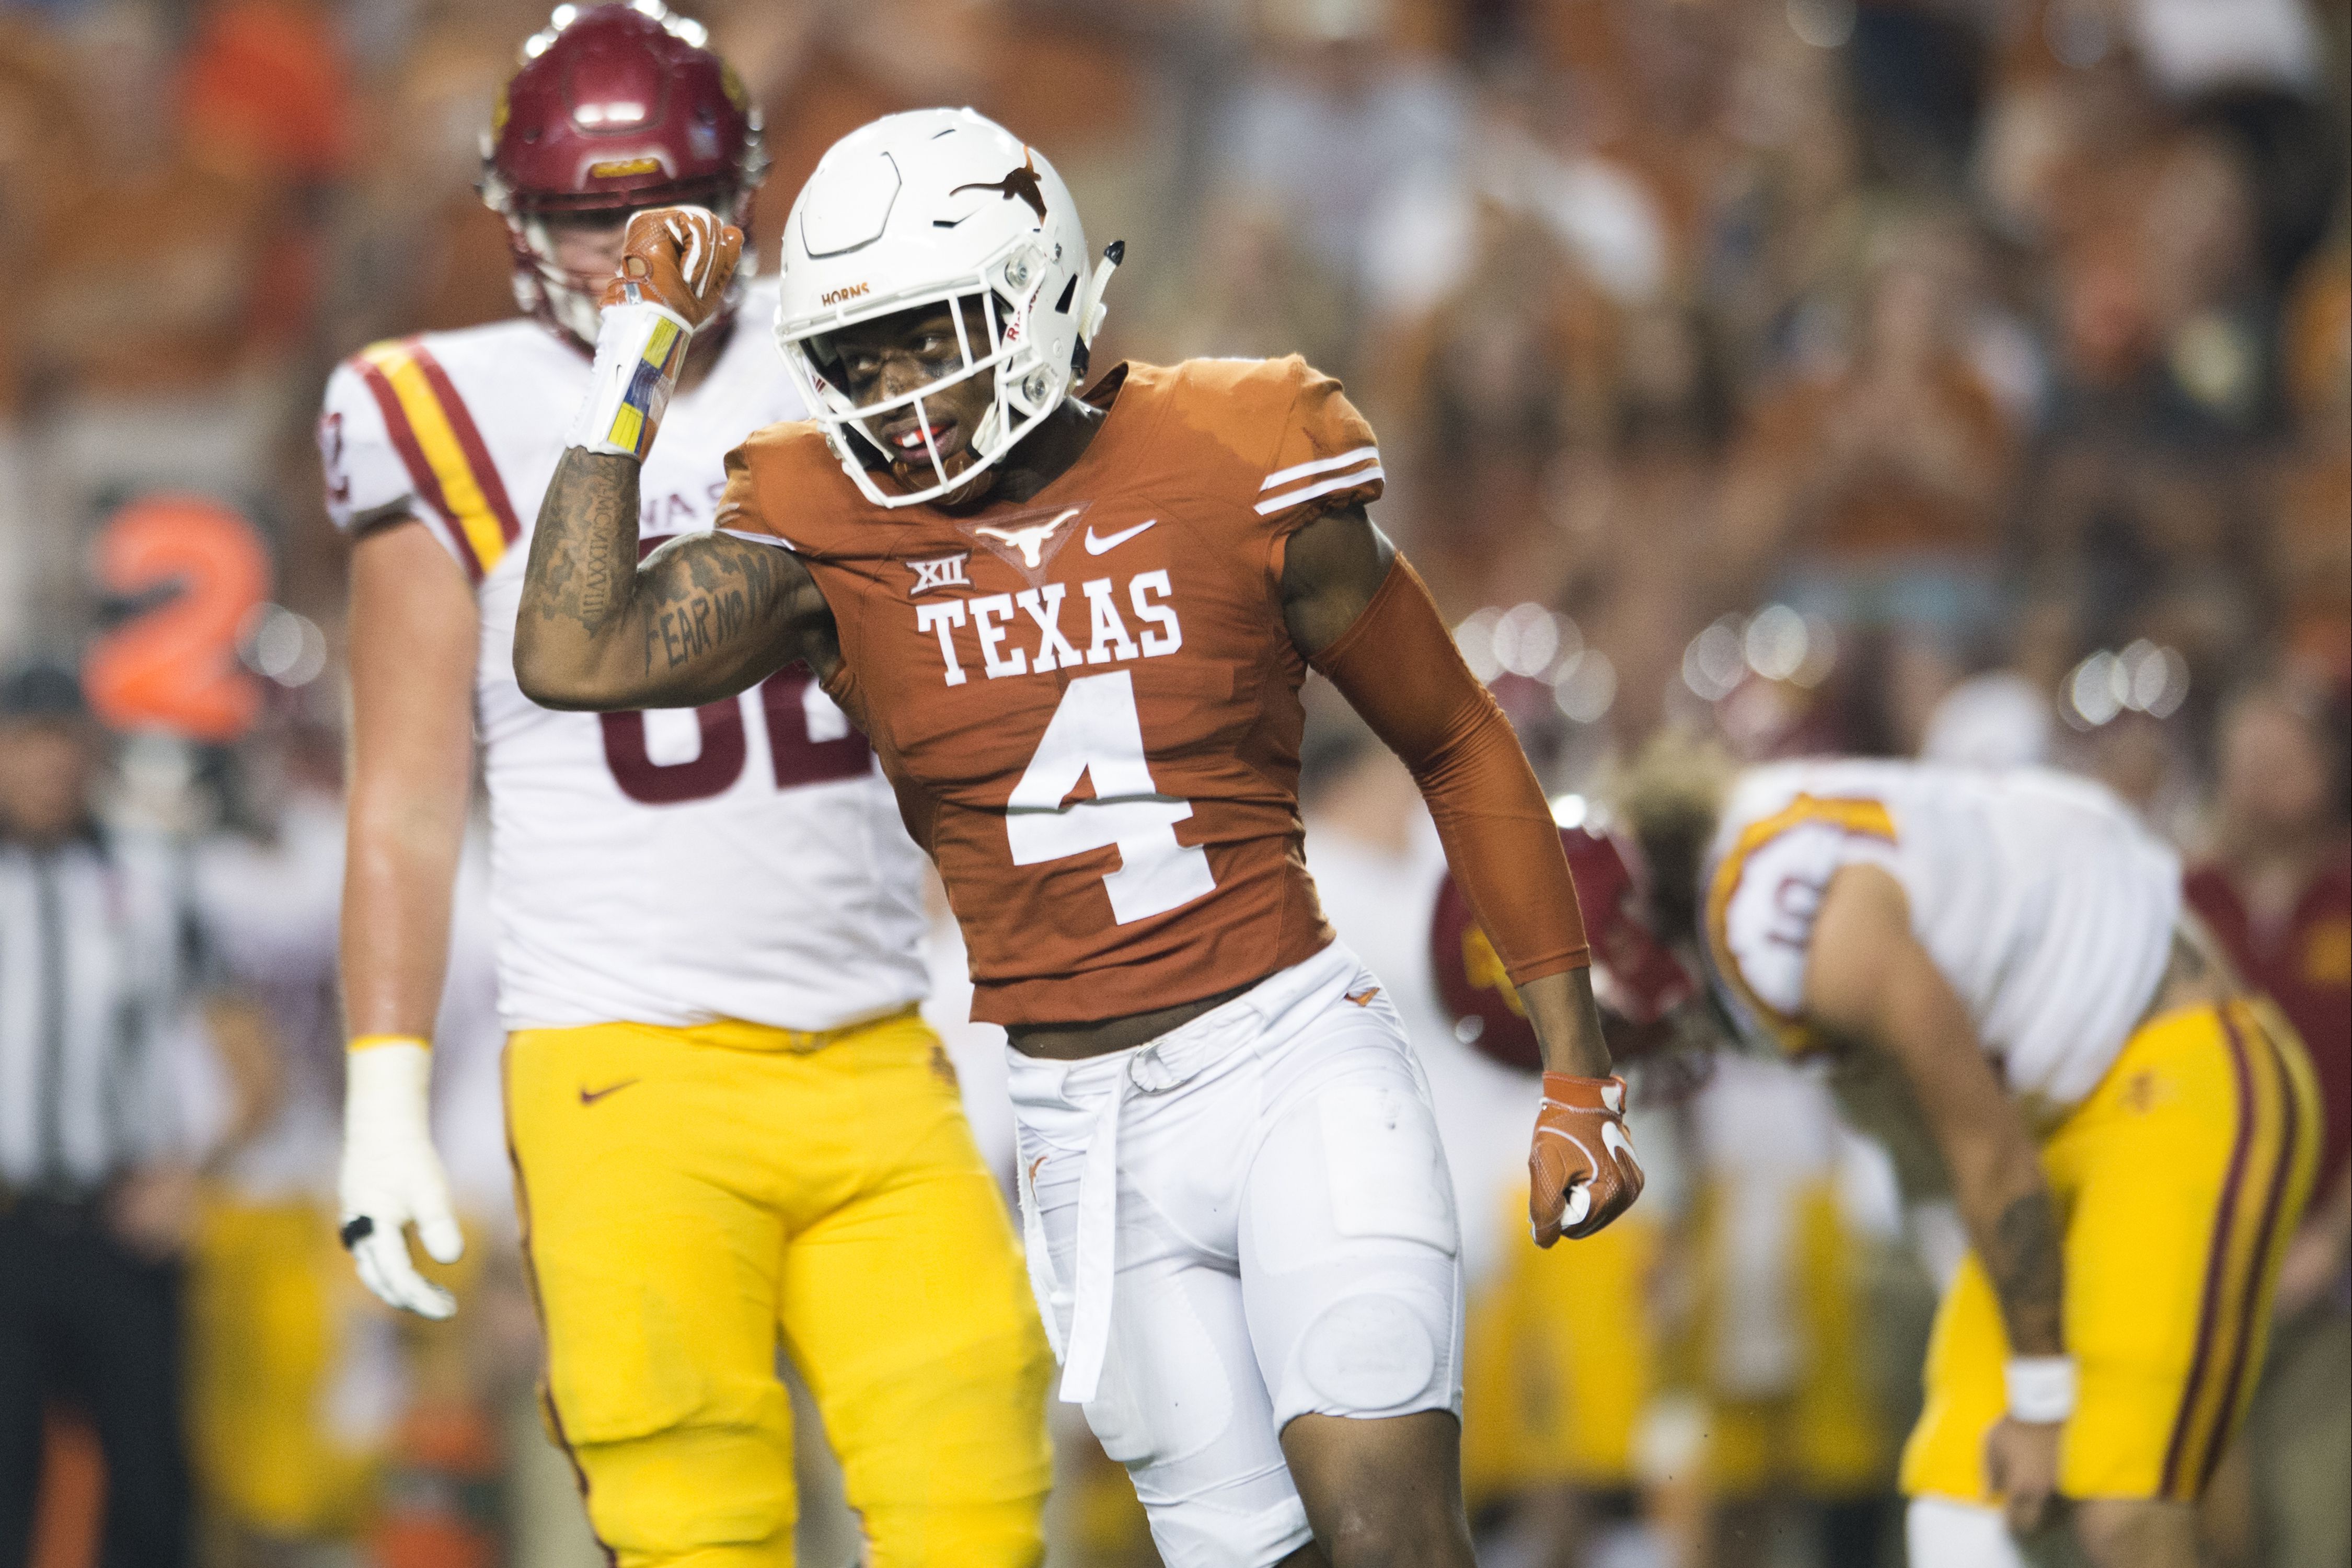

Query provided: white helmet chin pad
[773,108,1117,509]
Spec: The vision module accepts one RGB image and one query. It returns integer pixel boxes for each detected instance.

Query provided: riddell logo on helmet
[822,283,871,306]
[589,156,664,179]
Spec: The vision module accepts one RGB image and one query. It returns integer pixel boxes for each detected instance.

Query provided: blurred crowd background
[0,0,2345,1564]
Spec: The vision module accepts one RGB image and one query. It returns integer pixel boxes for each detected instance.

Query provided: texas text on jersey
[717,354,1394,1025]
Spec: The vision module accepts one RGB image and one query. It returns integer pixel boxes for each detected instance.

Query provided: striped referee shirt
[0,832,200,1198]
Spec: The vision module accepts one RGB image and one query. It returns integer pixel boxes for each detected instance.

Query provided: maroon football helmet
[480,1,768,345]
[1429,810,1700,1074]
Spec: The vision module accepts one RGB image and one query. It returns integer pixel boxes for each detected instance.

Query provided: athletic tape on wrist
[567,300,693,460]
[2004,1355,2077,1423]
[348,1033,430,1054]
[344,1037,434,1134]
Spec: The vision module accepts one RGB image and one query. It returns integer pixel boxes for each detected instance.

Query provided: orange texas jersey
[719,356,1388,1026]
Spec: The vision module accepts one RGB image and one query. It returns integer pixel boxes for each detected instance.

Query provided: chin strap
[1069,240,1125,381]
[1078,239,1125,344]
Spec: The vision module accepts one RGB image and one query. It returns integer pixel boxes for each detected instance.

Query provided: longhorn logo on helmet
[950,151,1048,222]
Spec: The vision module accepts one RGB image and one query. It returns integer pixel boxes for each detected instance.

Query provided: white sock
[1907,1496,2030,1568]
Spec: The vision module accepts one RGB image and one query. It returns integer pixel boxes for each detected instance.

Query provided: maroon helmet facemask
[480,2,768,347]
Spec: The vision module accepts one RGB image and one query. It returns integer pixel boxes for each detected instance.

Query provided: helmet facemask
[773,110,1120,511]
[779,232,1074,509]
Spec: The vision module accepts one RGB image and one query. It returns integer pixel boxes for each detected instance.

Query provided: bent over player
[327,20,1048,1565]
[1617,750,2321,1568]
[511,109,1644,1566]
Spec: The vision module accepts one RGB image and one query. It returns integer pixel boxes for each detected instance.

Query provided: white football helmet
[774,108,1121,508]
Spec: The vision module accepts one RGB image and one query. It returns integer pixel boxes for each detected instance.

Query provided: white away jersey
[319,283,929,1031]
[1702,760,2180,1111]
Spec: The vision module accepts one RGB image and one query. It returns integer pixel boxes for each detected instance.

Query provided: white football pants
[1008,939,1466,1568]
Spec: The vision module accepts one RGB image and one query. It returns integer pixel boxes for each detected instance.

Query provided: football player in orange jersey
[512,110,1642,1567]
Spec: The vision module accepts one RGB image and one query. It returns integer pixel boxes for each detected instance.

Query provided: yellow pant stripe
[2163,1004,2317,1498]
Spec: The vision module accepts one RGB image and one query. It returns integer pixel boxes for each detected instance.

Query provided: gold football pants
[505,1010,1052,1567]
[1902,1000,2321,1504]
[1461,1203,1660,1500]
[1694,1179,1890,1499]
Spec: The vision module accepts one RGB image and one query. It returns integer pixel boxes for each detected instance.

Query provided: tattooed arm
[513,448,831,711]
[1806,860,2068,1530]
[1803,862,2065,1356]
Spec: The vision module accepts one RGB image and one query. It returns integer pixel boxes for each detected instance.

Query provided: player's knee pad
[1906,1496,2028,1568]
[1293,1290,1447,1415]
[567,1422,795,1562]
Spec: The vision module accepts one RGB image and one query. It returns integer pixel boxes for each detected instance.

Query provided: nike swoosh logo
[1083,518,1157,555]
[1562,1184,1593,1227]
[578,1079,640,1106]
[1345,987,1382,1007]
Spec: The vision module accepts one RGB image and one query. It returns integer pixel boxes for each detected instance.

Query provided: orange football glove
[598,206,743,331]
[1528,1073,1643,1246]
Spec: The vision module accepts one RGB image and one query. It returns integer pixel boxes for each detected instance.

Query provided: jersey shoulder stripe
[1704,792,1896,1057]
[352,339,523,582]
[1260,443,1379,493]
[1254,455,1383,516]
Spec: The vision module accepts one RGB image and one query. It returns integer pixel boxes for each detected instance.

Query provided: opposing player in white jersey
[322,9,1050,1564]
[1614,744,2321,1568]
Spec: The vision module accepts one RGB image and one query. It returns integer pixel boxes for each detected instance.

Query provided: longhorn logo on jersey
[958,501,1091,583]
[972,508,1081,569]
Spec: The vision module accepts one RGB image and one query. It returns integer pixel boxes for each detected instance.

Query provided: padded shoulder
[1139,356,1385,529]
[320,323,553,580]
[718,420,851,554]
[1152,352,1318,417]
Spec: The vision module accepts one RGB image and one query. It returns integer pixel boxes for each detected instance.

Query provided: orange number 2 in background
[84,495,270,742]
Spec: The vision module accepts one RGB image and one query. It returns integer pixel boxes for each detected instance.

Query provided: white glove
[339,1038,464,1319]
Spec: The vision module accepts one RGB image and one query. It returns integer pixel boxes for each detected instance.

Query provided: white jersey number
[1005,671,1216,924]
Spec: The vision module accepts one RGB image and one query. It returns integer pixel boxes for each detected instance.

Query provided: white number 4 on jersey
[1006,671,1216,924]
